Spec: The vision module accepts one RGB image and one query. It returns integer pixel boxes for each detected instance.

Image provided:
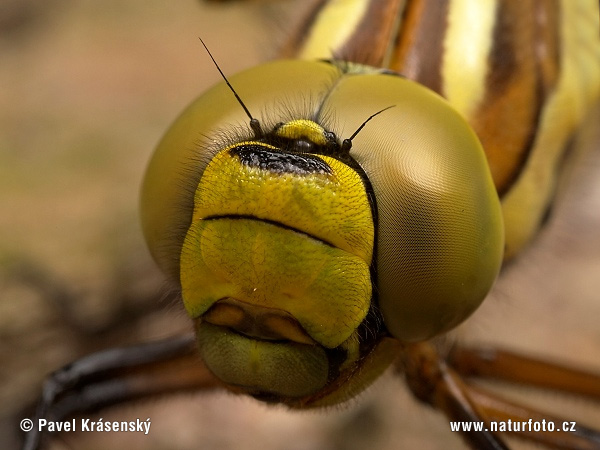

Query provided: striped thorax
[289,0,600,258]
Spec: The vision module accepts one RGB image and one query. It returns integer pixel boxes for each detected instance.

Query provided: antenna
[341,106,395,152]
[199,38,262,137]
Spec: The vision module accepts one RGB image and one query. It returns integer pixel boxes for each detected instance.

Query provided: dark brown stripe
[389,0,449,94]
[470,0,560,196]
[336,0,406,67]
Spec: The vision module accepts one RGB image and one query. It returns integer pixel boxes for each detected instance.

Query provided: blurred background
[1,1,599,449]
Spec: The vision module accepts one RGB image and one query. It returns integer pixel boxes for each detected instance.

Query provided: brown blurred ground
[1,1,599,450]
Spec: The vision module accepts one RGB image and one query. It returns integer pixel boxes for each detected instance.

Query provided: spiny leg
[449,345,600,448]
[22,334,223,450]
[400,342,600,449]
[460,383,600,449]
[400,342,509,450]
[449,346,600,400]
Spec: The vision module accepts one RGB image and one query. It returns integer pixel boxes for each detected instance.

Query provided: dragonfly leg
[400,341,600,449]
[400,342,510,450]
[446,345,600,448]
[21,334,222,450]
[449,345,600,400]
[457,381,600,449]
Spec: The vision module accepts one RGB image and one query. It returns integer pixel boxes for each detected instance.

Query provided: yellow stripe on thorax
[297,0,368,60]
[290,0,599,260]
[443,0,497,118]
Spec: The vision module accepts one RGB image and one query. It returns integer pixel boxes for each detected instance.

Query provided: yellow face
[182,122,375,400]
[141,60,504,407]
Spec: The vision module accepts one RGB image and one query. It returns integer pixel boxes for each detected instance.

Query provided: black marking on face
[229,144,332,175]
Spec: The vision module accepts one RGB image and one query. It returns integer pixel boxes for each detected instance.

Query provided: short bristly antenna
[199,38,263,138]
[341,106,395,152]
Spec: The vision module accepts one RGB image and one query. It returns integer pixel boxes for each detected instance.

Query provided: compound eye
[321,73,505,342]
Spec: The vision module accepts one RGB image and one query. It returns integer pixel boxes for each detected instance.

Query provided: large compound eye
[321,72,504,342]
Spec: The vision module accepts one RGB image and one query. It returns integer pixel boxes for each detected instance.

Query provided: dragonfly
[21,0,600,449]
